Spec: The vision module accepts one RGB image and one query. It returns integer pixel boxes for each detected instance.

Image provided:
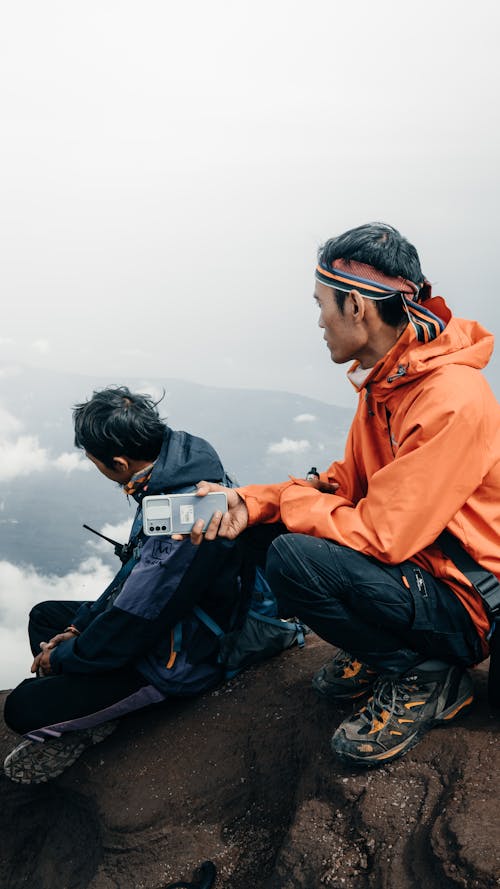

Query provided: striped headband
[316,259,444,342]
[315,259,420,300]
[402,297,445,343]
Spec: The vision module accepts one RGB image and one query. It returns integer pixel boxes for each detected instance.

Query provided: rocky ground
[1,636,499,889]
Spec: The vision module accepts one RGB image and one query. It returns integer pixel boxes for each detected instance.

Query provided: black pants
[4,601,151,736]
[266,533,483,675]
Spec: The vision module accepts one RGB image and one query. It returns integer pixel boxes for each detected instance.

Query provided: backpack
[85,506,307,683]
[194,565,307,678]
[438,530,500,712]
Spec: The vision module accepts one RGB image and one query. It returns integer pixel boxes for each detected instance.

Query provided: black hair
[73,386,166,468]
[318,222,425,327]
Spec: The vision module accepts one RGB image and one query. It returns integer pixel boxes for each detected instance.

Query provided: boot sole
[4,737,90,784]
[4,721,117,784]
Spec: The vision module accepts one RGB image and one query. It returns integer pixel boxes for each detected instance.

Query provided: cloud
[267,437,311,455]
[1,516,134,689]
[0,434,49,481]
[293,413,317,423]
[32,338,50,354]
[52,452,91,473]
[119,347,149,359]
[0,406,22,436]
[85,519,134,554]
[0,404,90,480]
[0,365,21,379]
[0,556,114,690]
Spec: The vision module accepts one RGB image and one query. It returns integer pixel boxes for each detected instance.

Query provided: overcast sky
[1,1,499,406]
[0,1,499,688]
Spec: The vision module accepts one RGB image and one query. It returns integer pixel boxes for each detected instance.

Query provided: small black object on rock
[164,860,217,889]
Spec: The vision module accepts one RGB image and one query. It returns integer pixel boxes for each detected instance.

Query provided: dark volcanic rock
[1,637,499,889]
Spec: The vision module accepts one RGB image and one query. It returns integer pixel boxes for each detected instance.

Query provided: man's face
[85,452,133,484]
[314,282,365,365]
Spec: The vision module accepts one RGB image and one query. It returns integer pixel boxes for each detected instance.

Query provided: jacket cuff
[49,637,76,674]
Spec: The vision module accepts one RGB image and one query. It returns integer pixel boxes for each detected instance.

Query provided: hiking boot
[331,663,474,766]
[3,720,117,785]
[312,649,379,700]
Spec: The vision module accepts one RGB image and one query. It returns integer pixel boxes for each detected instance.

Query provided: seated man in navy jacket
[4,386,241,784]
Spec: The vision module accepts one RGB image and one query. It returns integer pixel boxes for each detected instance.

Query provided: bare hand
[172,481,249,545]
[305,478,339,495]
[31,642,53,676]
[46,631,77,648]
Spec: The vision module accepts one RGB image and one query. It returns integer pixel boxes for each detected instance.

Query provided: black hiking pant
[265,532,484,675]
[4,601,152,735]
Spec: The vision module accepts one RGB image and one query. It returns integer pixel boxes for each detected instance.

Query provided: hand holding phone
[188,481,249,545]
[142,491,228,536]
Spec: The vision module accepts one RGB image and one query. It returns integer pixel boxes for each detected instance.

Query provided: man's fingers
[189,517,209,546]
[218,511,238,539]
[189,518,204,545]
[199,512,223,542]
[306,479,339,494]
[318,481,339,494]
[189,511,224,545]
[196,480,218,497]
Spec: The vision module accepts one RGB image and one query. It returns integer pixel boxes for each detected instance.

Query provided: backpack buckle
[474,573,500,618]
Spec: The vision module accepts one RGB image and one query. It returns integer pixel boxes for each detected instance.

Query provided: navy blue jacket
[49,429,242,695]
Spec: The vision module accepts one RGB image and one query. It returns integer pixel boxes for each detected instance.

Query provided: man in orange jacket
[189,222,500,766]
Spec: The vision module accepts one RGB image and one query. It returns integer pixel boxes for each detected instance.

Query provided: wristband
[64,625,80,636]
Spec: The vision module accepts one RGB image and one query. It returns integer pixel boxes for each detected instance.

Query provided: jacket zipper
[385,407,396,458]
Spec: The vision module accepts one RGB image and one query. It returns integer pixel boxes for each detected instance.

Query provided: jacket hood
[145,429,224,496]
[348,296,495,397]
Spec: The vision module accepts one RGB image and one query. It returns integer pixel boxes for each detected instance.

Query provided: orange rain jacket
[238,297,500,653]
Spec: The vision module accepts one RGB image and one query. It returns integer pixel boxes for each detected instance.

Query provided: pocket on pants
[402,563,435,631]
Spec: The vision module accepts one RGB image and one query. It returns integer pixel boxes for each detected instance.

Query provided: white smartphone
[142,491,228,536]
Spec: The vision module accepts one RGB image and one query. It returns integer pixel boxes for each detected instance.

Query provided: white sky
[1,0,499,405]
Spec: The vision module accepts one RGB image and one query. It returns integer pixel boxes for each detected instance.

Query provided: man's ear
[112,456,130,474]
[348,289,366,321]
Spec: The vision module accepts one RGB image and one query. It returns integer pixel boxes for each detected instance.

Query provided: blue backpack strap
[247,610,306,647]
[166,621,184,669]
[97,539,142,601]
[172,622,183,652]
[195,603,306,648]
[251,566,278,617]
[193,606,225,638]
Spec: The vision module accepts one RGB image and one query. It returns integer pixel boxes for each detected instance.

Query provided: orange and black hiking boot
[331,663,474,766]
[312,648,379,701]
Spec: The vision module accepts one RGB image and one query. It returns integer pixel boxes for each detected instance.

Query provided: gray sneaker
[3,721,117,784]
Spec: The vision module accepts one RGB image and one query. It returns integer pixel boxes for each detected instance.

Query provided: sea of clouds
[1,519,133,689]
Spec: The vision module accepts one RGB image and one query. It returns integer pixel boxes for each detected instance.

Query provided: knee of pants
[266,534,292,582]
[29,601,47,624]
[4,685,26,734]
[266,533,312,606]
